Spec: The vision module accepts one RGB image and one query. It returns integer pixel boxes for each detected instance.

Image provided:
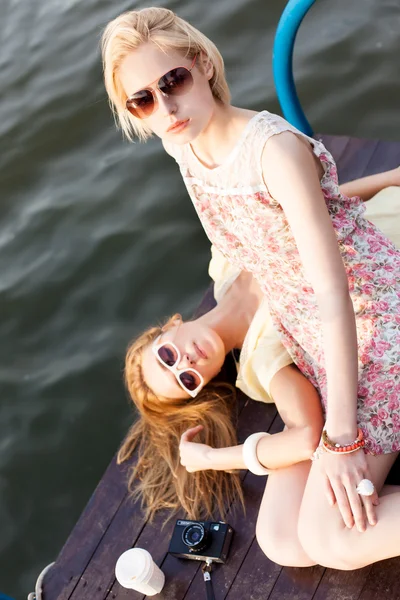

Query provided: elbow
[315,285,353,321]
[314,282,349,303]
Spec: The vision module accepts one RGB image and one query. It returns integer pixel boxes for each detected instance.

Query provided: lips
[167,119,189,133]
[193,342,207,360]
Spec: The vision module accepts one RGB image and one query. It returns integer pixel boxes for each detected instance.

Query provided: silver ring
[356,479,375,496]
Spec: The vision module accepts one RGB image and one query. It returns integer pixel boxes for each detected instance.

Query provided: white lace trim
[173,110,329,195]
[182,176,267,195]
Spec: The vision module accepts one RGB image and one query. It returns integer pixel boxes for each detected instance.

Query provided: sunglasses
[152,335,204,398]
[126,54,198,120]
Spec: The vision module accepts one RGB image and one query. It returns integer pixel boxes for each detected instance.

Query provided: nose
[155,89,177,116]
[177,353,196,369]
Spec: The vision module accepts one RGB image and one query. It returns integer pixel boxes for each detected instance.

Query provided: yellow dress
[209,186,400,404]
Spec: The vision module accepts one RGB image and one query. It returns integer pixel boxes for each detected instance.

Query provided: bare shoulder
[262,130,313,166]
[261,130,323,193]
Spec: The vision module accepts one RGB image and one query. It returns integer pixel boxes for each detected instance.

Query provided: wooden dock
[42,134,400,600]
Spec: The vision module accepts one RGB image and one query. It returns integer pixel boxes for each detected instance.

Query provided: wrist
[323,426,364,451]
[207,446,246,471]
[325,419,358,445]
[325,430,358,445]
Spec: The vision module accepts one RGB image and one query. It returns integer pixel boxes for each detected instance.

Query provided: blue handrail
[273,0,317,135]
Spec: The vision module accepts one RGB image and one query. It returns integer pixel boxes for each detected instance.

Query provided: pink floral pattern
[172,111,400,455]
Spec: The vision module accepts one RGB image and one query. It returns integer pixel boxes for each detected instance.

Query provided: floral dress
[166,110,400,455]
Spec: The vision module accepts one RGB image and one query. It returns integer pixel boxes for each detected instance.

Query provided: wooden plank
[312,566,372,600]
[103,510,181,600]
[42,456,131,600]
[314,134,350,167]
[360,139,400,176]
[268,566,325,600]
[224,536,282,600]
[66,473,150,600]
[328,137,379,183]
[357,558,400,600]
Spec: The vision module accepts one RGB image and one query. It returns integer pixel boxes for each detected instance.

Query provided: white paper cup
[115,548,165,596]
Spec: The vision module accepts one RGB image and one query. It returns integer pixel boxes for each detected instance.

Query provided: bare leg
[298,452,400,570]
[256,461,316,567]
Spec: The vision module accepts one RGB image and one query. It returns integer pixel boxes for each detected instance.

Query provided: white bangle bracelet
[242,432,271,476]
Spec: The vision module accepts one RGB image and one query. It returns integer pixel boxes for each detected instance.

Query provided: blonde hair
[101,7,231,141]
[118,314,245,526]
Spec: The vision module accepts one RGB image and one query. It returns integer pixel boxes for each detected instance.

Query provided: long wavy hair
[118,314,245,525]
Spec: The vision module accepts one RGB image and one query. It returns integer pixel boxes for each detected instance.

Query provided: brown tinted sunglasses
[126,55,197,119]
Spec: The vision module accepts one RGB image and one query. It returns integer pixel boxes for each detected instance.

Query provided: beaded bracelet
[311,427,366,461]
[322,427,365,454]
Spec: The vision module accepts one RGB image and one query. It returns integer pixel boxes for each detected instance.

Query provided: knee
[256,519,316,568]
[297,509,363,571]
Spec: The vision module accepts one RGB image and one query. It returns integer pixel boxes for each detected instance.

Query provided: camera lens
[182,523,208,551]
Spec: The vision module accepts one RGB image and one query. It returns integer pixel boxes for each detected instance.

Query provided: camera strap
[202,559,216,600]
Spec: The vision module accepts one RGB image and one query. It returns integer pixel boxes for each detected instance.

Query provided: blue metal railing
[273,0,317,135]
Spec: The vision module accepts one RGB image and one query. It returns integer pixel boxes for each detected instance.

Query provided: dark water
[0,0,399,596]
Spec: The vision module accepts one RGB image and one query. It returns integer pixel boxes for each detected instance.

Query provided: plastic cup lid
[115,548,151,587]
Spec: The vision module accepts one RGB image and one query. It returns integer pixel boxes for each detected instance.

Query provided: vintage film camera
[168,519,234,563]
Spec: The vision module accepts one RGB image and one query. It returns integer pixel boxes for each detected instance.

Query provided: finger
[346,484,365,533]
[360,494,377,527]
[180,425,204,444]
[332,483,354,529]
[364,467,380,508]
[372,492,380,507]
[362,468,380,514]
[323,475,336,507]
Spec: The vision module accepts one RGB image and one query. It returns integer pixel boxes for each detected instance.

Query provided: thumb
[181,424,204,443]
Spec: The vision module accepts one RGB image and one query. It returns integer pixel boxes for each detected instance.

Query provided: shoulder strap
[251,111,335,183]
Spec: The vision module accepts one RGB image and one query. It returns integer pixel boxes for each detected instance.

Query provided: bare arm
[262,132,358,441]
[259,132,379,532]
[339,167,400,201]
[208,364,323,471]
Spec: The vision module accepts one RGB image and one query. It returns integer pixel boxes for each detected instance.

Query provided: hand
[179,425,213,473]
[319,449,379,532]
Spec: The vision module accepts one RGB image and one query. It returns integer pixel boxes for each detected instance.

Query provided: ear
[200,51,214,81]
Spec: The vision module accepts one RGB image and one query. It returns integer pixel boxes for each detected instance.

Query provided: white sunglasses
[152,335,204,398]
